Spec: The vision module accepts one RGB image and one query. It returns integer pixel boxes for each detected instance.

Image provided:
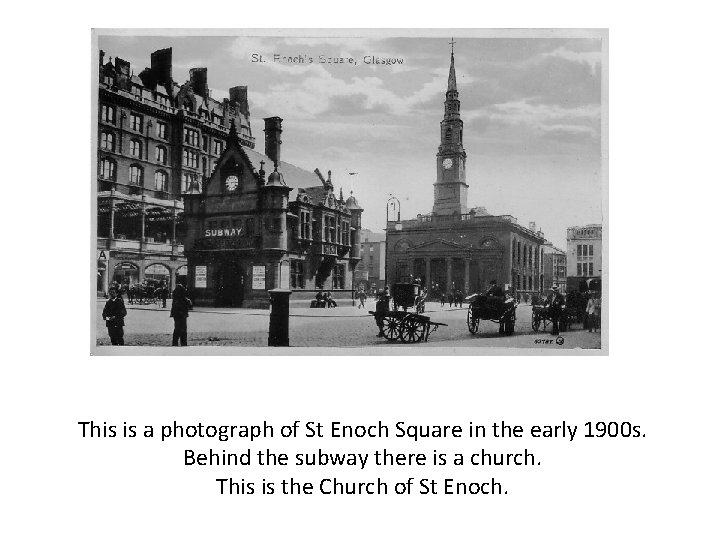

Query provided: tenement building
[566,224,602,280]
[385,47,546,298]
[96,47,255,295]
[354,229,386,295]
[542,243,567,294]
[182,119,363,308]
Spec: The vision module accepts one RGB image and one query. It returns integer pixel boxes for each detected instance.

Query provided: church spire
[447,38,457,93]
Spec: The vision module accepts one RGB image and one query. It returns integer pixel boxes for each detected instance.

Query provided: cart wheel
[531,312,540,332]
[400,318,423,343]
[382,315,401,341]
[467,308,479,334]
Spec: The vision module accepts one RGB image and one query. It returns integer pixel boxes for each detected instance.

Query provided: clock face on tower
[225,175,239,191]
[442,158,453,170]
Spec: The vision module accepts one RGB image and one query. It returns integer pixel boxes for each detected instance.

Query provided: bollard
[268,288,292,346]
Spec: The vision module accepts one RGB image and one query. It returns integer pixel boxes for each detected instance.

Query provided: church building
[386,46,547,298]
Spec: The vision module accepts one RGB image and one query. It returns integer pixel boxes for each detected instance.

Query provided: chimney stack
[264,117,283,165]
[150,47,173,86]
[229,86,249,116]
[189,67,209,99]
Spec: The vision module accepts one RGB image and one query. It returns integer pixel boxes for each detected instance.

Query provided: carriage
[391,282,426,314]
[370,310,447,343]
[465,293,517,336]
[531,303,570,332]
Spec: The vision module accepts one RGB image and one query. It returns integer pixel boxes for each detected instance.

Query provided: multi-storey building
[542,243,567,294]
[96,47,255,295]
[566,224,602,279]
[182,118,363,308]
[385,47,546,299]
[354,230,386,294]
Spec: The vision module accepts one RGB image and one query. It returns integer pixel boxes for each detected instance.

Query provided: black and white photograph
[93,29,607,352]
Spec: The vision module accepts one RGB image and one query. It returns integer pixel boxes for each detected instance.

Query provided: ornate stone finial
[339,187,344,201]
[327,170,333,188]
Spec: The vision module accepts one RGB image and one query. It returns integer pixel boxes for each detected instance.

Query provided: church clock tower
[432,41,468,216]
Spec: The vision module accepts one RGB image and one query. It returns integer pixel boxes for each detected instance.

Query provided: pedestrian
[440,292,446,307]
[374,290,391,337]
[357,289,366,309]
[458,289,464,308]
[102,288,127,345]
[158,281,168,308]
[586,293,600,332]
[170,284,192,346]
[545,285,565,336]
[326,291,337,308]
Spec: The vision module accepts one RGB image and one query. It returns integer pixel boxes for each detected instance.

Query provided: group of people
[540,286,602,335]
[311,291,337,308]
[439,290,466,308]
[102,283,193,346]
[109,280,169,307]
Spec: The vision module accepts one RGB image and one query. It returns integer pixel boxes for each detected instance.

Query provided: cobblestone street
[96,299,601,350]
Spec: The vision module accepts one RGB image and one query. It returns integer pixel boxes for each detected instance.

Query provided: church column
[445,258,453,294]
[425,258,432,288]
[464,259,470,293]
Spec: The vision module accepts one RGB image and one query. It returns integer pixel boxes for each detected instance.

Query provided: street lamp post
[385,195,401,290]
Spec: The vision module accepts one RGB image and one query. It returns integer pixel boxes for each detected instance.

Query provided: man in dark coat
[170,284,193,346]
[486,280,504,297]
[545,285,565,336]
[102,288,127,345]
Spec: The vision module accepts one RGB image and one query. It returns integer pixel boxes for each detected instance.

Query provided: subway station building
[386,48,547,298]
[182,119,363,308]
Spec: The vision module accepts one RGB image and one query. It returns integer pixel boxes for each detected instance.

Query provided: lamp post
[385,195,401,289]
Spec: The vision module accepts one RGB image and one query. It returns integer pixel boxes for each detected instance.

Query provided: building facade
[354,229,386,294]
[96,47,255,295]
[566,224,602,279]
[385,48,546,299]
[182,118,363,308]
[542,243,567,294]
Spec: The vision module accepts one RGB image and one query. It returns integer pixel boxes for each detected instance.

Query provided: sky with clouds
[98,32,604,248]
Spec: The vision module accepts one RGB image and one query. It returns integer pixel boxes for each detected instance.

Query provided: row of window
[289,262,345,289]
[577,262,595,276]
[101,133,169,164]
[576,244,595,258]
[512,239,541,269]
[99,158,169,191]
[99,106,226,155]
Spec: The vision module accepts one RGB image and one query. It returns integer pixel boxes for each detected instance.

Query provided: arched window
[154,170,168,191]
[155,145,167,164]
[100,131,115,151]
[129,165,143,185]
[100,104,115,123]
[130,139,142,159]
[100,158,116,180]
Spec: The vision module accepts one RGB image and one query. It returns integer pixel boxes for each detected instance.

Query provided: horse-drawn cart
[370,311,447,343]
[466,293,517,336]
[391,282,426,314]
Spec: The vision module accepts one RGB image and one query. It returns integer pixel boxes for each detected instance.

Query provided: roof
[243,147,324,190]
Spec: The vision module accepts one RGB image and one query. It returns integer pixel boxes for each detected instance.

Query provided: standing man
[170,284,193,346]
[158,281,168,308]
[440,291,446,307]
[545,285,565,336]
[102,288,127,345]
[357,289,366,309]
